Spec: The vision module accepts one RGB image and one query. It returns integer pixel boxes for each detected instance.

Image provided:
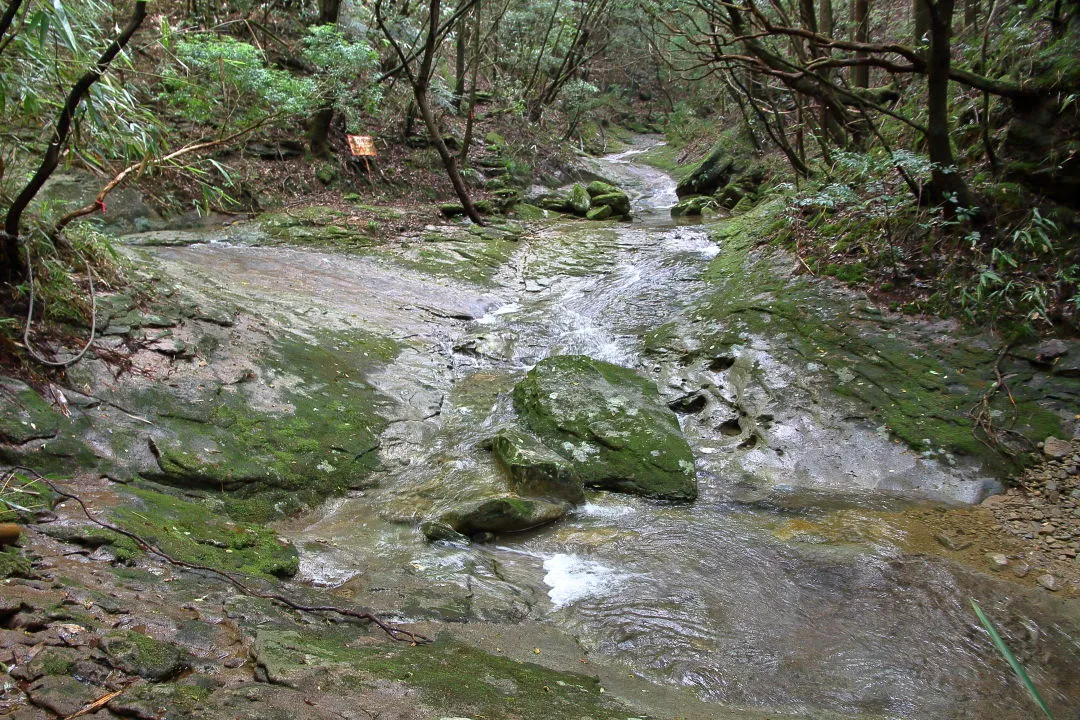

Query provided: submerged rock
[512,355,697,501]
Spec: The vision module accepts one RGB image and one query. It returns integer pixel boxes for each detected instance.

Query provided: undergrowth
[778,148,1080,340]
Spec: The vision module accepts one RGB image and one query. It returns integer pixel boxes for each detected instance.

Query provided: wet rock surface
[512,355,698,501]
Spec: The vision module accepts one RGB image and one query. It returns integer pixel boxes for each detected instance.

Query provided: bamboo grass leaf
[970,598,1055,719]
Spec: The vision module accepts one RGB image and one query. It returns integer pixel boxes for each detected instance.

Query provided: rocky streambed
[2,140,1080,719]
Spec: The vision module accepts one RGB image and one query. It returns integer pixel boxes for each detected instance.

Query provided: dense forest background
[0,0,1078,366]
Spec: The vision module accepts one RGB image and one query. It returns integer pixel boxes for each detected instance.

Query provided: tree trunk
[307,0,343,157]
[459,2,483,161]
[2,0,148,283]
[925,0,978,212]
[375,0,483,224]
[819,0,834,35]
[853,0,870,87]
[913,0,931,47]
[962,0,978,31]
[452,16,467,113]
[307,107,335,158]
[318,0,341,24]
[415,88,483,224]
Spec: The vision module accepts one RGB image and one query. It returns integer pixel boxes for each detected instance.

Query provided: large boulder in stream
[512,355,698,501]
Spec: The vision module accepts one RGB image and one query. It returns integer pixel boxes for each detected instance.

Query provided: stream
[148,141,1079,719]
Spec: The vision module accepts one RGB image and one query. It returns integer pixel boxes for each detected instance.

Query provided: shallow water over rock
[150,142,1079,719]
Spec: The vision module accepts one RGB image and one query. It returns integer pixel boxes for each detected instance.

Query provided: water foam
[542,553,624,607]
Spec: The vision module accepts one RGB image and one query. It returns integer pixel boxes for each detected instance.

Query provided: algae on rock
[512,355,698,501]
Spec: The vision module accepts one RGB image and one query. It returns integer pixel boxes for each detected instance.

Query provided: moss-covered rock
[512,203,553,221]
[586,204,614,221]
[109,485,299,578]
[671,195,711,217]
[586,180,620,197]
[0,545,31,578]
[590,191,631,219]
[512,355,698,501]
[0,378,62,444]
[251,629,630,719]
[492,428,586,503]
[567,183,592,216]
[100,629,189,680]
[440,495,570,535]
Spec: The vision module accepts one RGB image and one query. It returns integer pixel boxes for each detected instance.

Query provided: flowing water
[154,141,1080,719]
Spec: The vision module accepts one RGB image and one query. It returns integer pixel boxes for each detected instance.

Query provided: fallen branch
[14,467,431,645]
[968,343,1036,460]
[63,686,131,720]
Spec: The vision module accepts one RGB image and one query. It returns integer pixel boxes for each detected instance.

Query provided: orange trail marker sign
[347,135,377,157]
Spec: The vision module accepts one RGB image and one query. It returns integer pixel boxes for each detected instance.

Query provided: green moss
[255,629,629,719]
[0,378,62,444]
[512,355,697,500]
[256,206,379,249]
[635,142,691,179]
[393,232,519,286]
[143,329,395,518]
[25,647,79,677]
[0,473,57,523]
[109,485,299,579]
[0,546,31,578]
[100,629,189,680]
[689,201,1063,471]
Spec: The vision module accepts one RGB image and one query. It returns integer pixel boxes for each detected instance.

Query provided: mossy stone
[440,495,570,535]
[586,204,614,221]
[586,180,620,197]
[100,629,189,680]
[492,428,586,503]
[567,183,592,216]
[315,163,336,185]
[110,485,299,578]
[0,377,62,444]
[0,546,30,578]
[512,355,698,501]
[671,195,710,217]
[589,191,631,218]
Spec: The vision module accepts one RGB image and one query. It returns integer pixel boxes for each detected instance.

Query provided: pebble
[1013,563,1031,578]
[1043,436,1072,459]
[935,532,971,551]
[1037,573,1059,591]
[985,553,1009,570]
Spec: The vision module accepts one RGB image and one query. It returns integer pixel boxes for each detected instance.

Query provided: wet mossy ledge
[38,483,301,579]
[251,628,634,720]
[1,314,399,524]
[665,199,1075,475]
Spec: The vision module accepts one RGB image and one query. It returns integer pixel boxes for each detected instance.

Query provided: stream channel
[145,141,1079,720]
